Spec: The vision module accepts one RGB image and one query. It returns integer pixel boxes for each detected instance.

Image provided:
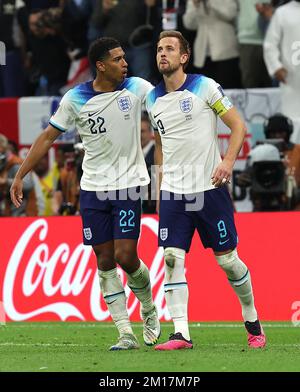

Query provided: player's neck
[92,77,118,93]
[163,70,187,92]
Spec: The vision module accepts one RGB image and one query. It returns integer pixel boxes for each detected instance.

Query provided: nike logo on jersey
[153,112,163,118]
[106,298,118,305]
[122,228,133,233]
[219,238,230,245]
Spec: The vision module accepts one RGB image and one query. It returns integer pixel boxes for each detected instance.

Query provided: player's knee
[114,248,138,268]
[164,248,176,269]
[93,250,114,270]
[164,247,185,281]
[215,249,249,282]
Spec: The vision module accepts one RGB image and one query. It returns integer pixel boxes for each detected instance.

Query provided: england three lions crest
[117,96,132,112]
[179,97,193,113]
[160,228,168,241]
[83,228,92,240]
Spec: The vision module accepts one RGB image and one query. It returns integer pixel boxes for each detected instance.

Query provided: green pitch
[0,322,299,372]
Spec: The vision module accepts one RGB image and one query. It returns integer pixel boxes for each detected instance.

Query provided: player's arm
[212,105,247,187]
[10,125,62,208]
[154,131,163,213]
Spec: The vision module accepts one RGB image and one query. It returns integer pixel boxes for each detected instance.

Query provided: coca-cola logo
[3,218,170,321]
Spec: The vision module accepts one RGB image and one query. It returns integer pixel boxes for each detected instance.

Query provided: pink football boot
[155,332,193,351]
[245,320,266,348]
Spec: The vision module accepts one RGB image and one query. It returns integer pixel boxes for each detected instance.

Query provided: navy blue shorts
[159,187,238,252]
[80,188,141,246]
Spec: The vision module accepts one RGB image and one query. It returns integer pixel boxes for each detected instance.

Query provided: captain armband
[211,96,233,117]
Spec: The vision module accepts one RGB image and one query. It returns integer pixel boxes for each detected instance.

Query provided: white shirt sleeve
[263,10,283,77]
[206,78,225,106]
[145,92,158,131]
[205,78,234,115]
[49,91,76,132]
[138,79,154,110]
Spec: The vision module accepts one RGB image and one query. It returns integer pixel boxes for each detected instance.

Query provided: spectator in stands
[141,113,156,213]
[59,2,92,93]
[53,144,80,215]
[0,0,25,97]
[148,1,196,83]
[256,0,291,35]
[61,1,89,60]
[236,0,272,88]
[33,154,60,215]
[183,0,241,88]
[150,0,192,36]
[77,0,102,44]
[18,8,70,95]
[89,0,156,80]
[263,0,300,123]
[0,133,36,216]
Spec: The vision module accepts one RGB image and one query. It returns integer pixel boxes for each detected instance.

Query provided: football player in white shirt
[10,37,160,351]
[146,31,266,350]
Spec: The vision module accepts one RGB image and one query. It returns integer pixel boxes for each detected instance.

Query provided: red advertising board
[0,214,299,322]
[0,98,19,143]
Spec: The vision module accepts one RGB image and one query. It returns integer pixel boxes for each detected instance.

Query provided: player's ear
[96,60,106,72]
[180,53,188,66]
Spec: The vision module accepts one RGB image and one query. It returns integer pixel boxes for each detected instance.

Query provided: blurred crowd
[1,0,300,215]
[0,132,83,216]
[0,0,297,96]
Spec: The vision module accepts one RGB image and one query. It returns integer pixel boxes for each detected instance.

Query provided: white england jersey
[146,74,233,194]
[50,77,153,191]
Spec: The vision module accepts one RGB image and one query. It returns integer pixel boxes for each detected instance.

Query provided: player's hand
[10,177,24,208]
[211,160,233,187]
[275,68,287,84]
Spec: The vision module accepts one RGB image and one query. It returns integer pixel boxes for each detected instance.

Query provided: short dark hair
[264,113,294,140]
[88,37,121,66]
[158,30,191,69]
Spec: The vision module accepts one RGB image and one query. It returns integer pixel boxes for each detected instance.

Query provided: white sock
[215,249,258,322]
[126,260,154,314]
[98,268,133,336]
[164,247,190,341]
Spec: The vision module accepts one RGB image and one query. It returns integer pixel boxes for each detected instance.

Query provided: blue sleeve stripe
[49,120,66,132]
